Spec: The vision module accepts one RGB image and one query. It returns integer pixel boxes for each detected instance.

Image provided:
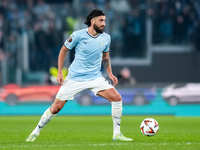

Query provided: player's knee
[111,93,122,102]
[50,100,65,114]
[50,106,60,114]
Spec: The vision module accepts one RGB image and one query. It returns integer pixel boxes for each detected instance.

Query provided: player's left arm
[102,52,118,86]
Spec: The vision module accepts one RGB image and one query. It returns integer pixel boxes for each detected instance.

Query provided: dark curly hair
[84,9,105,27]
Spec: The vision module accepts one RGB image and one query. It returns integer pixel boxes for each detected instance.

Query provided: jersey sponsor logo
[67,36,72,43]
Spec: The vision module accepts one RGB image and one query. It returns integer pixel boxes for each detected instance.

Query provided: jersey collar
[86,28,100,38]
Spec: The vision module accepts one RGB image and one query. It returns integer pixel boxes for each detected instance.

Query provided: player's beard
[93,24,104,33]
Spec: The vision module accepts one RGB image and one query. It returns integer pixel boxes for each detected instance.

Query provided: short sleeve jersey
[64,28,111,81]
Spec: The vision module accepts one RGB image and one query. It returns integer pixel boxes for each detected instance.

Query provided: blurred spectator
[117,67,136,86]
[124,9,143,57]
[46,20,63,65]
[0,29,5,54]
[110,0,130,15]
[152,0,199,44]
[0,12,9,36]
[34,21,52,71]
[0,29,5,85]
[65,16,79,36]
[25,22,35,71]
[193,20,200,52]
[110,13,124,57]
[48,66,68,85]
[172,15,187,43]
[5,32,18,83]
[33,0,50,18]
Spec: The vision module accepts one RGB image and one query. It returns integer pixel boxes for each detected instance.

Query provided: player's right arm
[57,32,78,84]
[57,45,69,85]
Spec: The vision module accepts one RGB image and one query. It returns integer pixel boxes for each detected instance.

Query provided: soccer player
[26,9,133,142]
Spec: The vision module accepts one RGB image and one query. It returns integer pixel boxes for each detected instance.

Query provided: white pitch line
[0,143,128,148]
[0,142,200,148]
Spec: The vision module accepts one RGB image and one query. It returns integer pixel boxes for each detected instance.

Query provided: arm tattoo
[103,59,109,69]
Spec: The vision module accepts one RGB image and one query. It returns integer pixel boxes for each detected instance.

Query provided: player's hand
[57,73,64,85]
[109,75,118,86]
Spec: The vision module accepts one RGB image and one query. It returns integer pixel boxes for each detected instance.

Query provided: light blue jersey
[64,28,111,81]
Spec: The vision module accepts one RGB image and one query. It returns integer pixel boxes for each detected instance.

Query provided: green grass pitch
[0,116,200,150]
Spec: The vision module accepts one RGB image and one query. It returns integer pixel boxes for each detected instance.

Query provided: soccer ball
[140,118,159,136]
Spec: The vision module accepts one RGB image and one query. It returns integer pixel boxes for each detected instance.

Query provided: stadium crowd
[150,0,200,46]
[0,0,200,84]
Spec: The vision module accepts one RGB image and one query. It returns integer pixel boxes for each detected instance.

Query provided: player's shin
[32,108,56,136]
[111,101,122,137]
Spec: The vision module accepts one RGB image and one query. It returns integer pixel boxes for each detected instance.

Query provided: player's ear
[91,18,94,25]
[91,17,97,25]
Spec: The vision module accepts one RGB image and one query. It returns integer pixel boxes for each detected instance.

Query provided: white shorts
[56,76,114,101]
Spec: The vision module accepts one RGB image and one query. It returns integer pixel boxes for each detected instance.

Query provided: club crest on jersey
[99,42,104,47]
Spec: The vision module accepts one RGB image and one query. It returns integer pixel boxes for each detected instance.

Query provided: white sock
[31,108,56,136]
[111,101,122,137]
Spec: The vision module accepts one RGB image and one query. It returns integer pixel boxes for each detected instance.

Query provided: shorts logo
[57,94,62,99]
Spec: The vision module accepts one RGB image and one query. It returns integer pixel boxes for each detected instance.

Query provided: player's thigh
[89,77,121,102]
[97,88,122,102]
[56,78,85,101]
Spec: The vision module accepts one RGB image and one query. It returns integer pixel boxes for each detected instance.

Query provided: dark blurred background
[0,0,200,86]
